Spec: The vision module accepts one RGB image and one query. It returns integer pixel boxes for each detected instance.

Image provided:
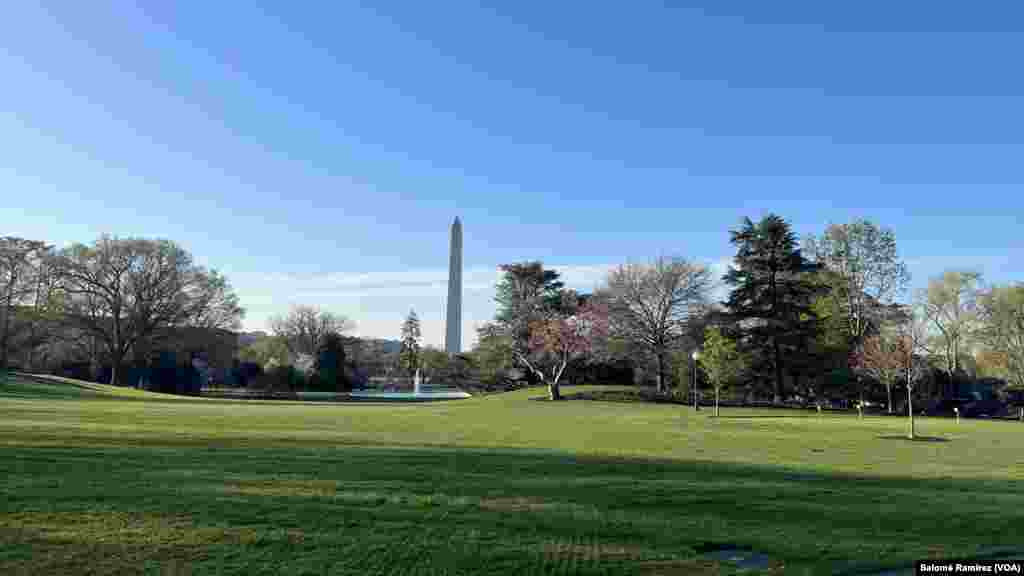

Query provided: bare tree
[269,305,352,358]
[919,270,982,378]
[54,236,245,386]
[896,310,929,439]
[603,257,712,394]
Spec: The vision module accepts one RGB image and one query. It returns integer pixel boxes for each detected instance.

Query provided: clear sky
[2,2,1022,347]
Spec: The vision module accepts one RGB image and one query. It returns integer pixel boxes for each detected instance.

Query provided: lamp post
[691,350,700,411]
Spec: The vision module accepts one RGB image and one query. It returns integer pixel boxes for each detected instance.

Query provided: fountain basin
[349,390,471,401]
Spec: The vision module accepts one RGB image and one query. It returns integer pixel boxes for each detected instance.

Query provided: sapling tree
[699,326,747,417]
[896,312,929,439]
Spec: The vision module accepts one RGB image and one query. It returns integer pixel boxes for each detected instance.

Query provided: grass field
[2,373,1022,575]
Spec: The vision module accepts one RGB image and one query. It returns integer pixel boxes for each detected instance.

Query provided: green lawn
[2,373,1022,575]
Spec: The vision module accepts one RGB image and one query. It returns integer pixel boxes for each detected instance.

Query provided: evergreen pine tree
[400,309,422,377]
[723,214,823,403]
[316,332,348,392]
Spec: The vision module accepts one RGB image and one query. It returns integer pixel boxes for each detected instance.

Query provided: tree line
[237,304,472,395]
[1,235,243,387]
[10,216,1017,411]
[463,215,1023,412]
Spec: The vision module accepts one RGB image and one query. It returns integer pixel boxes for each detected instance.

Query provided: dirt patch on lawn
[539,540,649,561]
[479,496,567,513]
[221,478,339,498]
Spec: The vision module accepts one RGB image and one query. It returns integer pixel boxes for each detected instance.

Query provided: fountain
[350,368,471,401]
[349,356,469,403]
[348,217,471,402]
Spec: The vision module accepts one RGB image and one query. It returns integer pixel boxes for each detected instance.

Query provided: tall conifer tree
[399,309,422,376]
[723,215,822,403]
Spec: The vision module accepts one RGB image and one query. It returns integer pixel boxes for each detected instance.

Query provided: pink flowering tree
[526,297,609,401]
[853,334,904,414]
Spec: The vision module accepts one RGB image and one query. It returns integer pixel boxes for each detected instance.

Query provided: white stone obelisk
[445,217,462,355]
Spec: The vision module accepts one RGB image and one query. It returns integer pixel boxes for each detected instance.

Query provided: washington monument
[445,216,462,354]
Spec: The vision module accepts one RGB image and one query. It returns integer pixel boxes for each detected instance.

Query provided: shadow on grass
[876,435,951,443]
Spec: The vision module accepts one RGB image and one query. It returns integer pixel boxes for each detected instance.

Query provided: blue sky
[2,2,1022,346]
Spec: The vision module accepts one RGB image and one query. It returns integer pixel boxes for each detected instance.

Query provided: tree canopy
[975,283,1024,389]
[0,237,53,369]
[492,262,566,384]
[54,236,244,386]
[804,219,909,345]
[919,270,982,377]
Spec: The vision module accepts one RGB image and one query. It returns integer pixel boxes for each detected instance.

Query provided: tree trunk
[548,380,561,401]
[111,313,122,386]
[772,337,784,404]
[952,338,959,375]
[907,386,915,440]
[110,356,121,387]
[90,337,101,382]
[0,306,10,370]
[887,384,893,414]
[656,351,665,395]
[946,344,955,381]
[715,387,720,417]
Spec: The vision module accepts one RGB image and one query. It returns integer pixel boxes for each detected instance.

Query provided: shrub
[146,352,202,396]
